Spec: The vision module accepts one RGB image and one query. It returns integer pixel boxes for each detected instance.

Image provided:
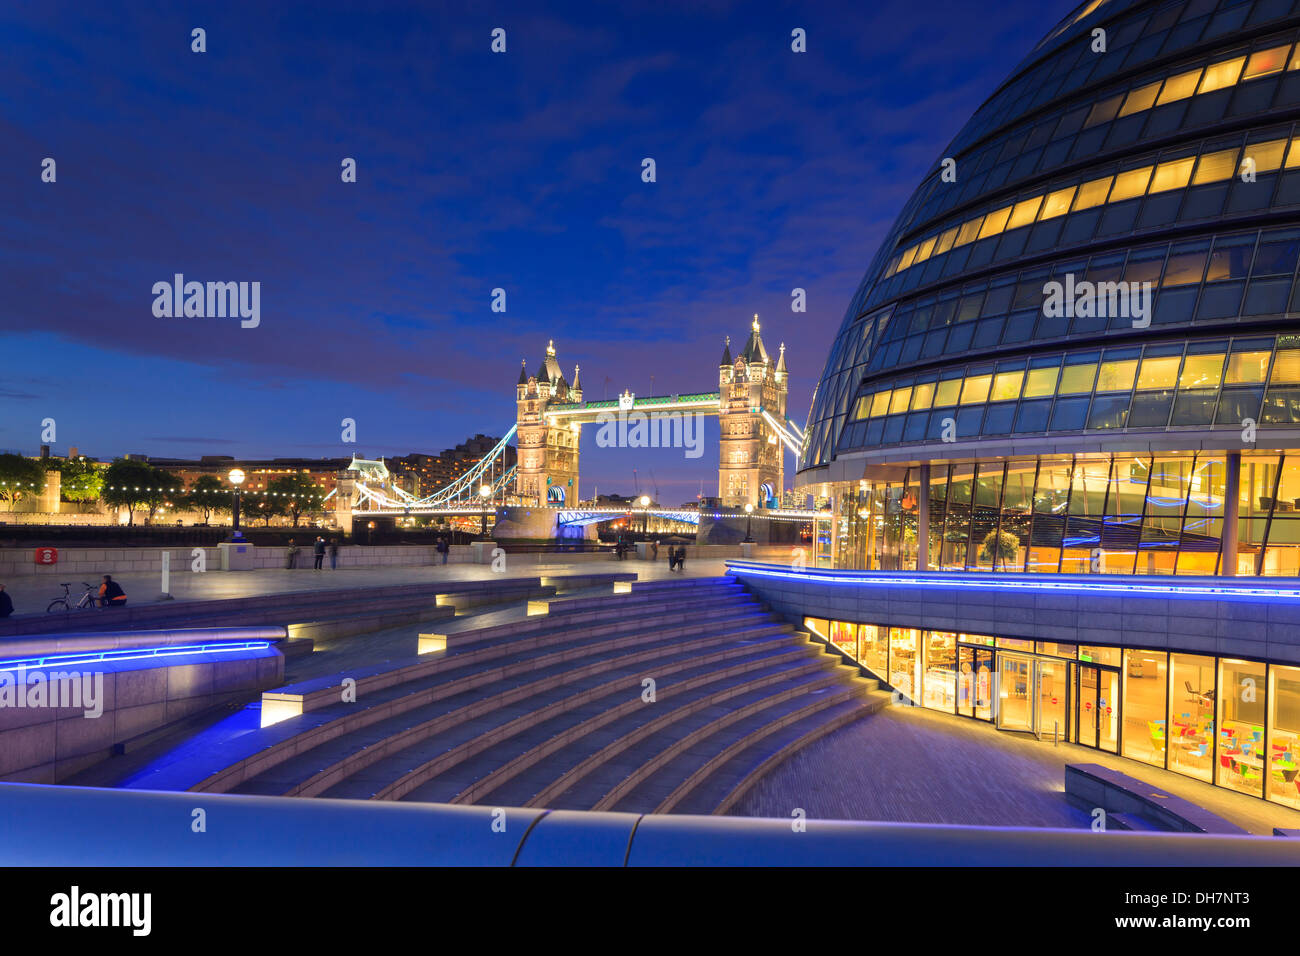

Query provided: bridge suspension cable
[353,425,518,510]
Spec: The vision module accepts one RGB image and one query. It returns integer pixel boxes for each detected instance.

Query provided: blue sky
[0,0,1070,503]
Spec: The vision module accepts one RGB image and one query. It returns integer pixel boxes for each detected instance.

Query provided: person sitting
[98,575,127,608]
[0,583,13,618]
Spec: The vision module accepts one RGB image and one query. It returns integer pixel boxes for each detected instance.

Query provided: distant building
[388,435,517,496]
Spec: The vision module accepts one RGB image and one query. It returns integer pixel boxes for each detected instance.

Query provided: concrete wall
[728,562,1300,665]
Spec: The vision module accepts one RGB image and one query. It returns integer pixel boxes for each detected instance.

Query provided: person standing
[313,536,326,570]
[329,540,339,570]
[651,540,659,563]
[286,539,299,570]
[436,536,449,565]
[0,583,13,618]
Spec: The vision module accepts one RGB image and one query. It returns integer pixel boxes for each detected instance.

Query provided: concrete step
[231,619,798,797]
[505,662,857,811]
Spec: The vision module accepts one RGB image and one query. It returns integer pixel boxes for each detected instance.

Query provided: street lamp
[743,502,754,543]
[479,483,491,536]
[639,494,650,536]
[228,468,246,541]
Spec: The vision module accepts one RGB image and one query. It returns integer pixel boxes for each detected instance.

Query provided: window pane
[1243,45,1289,81]
[1192,148,1240,185]
[1246,139,1288,175]
[853,396,872,419]
[933,379,961,406]
[1149,157,1195,193]
[1271,351,1300,384]
[913,236,936,264]
[1058,363,1097,393]
[990,370,1024,401]
[1157,68,1201,105]
[1217,658,1266,797]
[960,374,992,404]
[1023,366,1059,397]
[1040,186,1076,220]
[1119,80,1162,116]
[934,227,959,256]
[871,391,891,416]
[1110,167,1153,202]
[1197,56,1245,94]
[1226,352,1270,384]
[1137,355,1181,389]
[889,387,913,414]
[1084,94,1124,127]
[1169,653,1216,783]
[1123,650,1169,768]
[1267,664,1300,810]
[1163,250,1207,285]
[1096,359,1138,391]
[955,217,984,246]
[1180,354,1225,388]
[1007,197,1043,230]
[911,381,936,410]
[1072,176,1114,211]
[977,206,1013,239]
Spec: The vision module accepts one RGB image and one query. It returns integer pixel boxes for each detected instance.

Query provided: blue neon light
[726,563,1300,600]
[0,641,273,671]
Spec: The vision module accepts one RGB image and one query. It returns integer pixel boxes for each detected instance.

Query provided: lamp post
[743,502,754,543]
[228,469,246,541]
[639,494,650,536]
[480,484,491,536]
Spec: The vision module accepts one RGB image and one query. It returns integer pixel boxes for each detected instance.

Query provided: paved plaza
[733,703,1300,835]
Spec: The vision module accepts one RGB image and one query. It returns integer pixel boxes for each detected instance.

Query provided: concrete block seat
[480,653,863,811]
[142,598,770,793]
[244,614,792,799]
[387,634,829,806]
[1064,763,1250,835]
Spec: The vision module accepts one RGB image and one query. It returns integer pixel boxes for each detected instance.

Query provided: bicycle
[46,582,99,613]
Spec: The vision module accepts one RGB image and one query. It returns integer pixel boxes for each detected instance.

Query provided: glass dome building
[799,0,1300,577]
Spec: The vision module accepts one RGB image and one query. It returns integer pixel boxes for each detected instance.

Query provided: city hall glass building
[793,0,1300,807]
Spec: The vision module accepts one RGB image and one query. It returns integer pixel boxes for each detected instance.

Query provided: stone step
[231,619,797,797]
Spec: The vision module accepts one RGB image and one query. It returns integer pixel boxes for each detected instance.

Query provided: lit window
[1197,57,1245,94]
[1119,81,1162,117]
[1192,148,1240,184]
[1156,68,1202,105]
[1269,351,1300,384]
[888,387,913,415]
[1023,367,1058,398]
[1007,197,1043,230]
[1096,360,1138,392]
[884,254,902,277]
[990,370,1024,401]
[1245,139,1288,174]
[870,392,891,417]
[1243,45,1290,81]
[960,374,992,404]
[1136,356,1180,390]
[1179,354,1225,389]
[1225,352,1270,384]
[1058,363,1097,393]
[1148,157,1195,193]
[1109,166,1153,202]
[933,227,959,256]
[954,217,984,247]
[1287,138,1300,169]
[911,382,936,410]
[913,236,937,264]
[1084,94,1124,128]
[977,206,1013,240]
[1039,186,1076,220]
[1072,176,1113,211]
[933,379,962,406]
[898,245,919,270]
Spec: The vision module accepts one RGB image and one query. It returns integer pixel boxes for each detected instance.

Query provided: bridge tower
[718,315,788,508]
[514,340,582,507]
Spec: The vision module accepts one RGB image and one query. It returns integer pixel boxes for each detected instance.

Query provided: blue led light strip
[726,563,1300,600]
[0,641,273,671]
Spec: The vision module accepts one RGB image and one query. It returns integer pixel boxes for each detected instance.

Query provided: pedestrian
[668,547,678,572]
[286,538,299,570]
[98,574,127,608]
[676,546,687,572]
[436,536,449,565]
[0,583,12,618]
[313,536,326,570]
[651,540,659,563]
[329,540,339,570]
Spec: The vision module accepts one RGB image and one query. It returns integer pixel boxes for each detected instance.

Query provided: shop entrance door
[997,654,1034,732]
[1073,663,1120,751]
[957,647,994,720]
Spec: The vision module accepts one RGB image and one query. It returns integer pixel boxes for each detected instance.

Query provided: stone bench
[1064,763,1249,834]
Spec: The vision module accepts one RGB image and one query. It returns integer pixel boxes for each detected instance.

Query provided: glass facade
[804,617,1300,810]
[799,4,1300,586]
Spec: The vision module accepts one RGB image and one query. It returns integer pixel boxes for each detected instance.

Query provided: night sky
[0,0,1070,503]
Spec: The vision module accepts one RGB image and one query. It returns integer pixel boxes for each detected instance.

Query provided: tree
[44,457,104,512]
[266,474,326,527]
[102,460,180,526]
[242,490,285,527]
[189,474,230,523]
[979,528,1021,570]
[0,454,46,511]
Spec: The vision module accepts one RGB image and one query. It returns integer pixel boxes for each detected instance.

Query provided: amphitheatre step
[279,623,801,800]
[672,690,892,816]
[483,657,854,810]
[603,679,881,814]
[223,616,794,797]
[419,648,839,806]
